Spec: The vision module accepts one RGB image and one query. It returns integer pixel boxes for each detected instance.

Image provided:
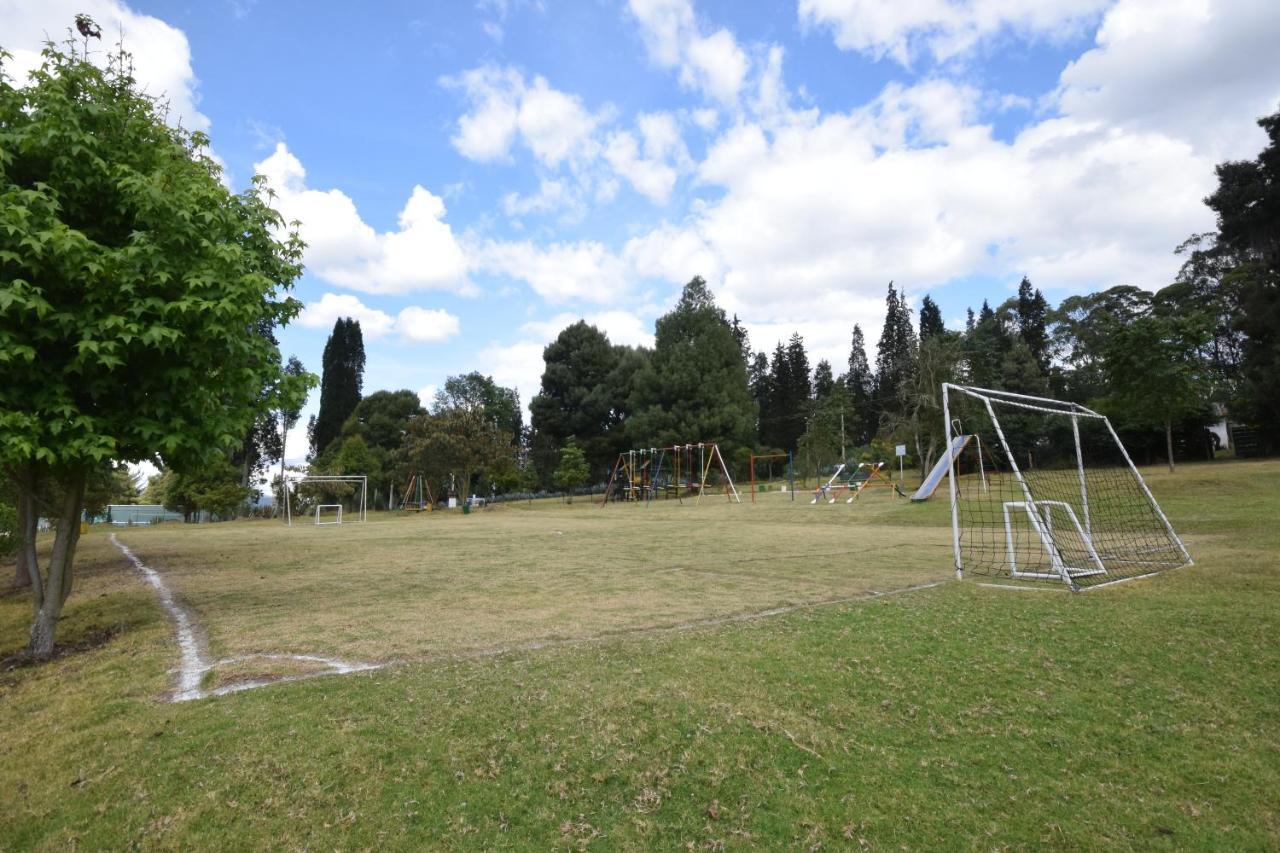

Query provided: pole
[841,411,846,461]
[789,450,794,501]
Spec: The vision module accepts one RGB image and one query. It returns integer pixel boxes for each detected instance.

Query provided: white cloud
[395,306,461,343]
[628,0,750,105]
[798,0,1110,66]
[521,310,654,348]
[476,340,547,417]
[299,293,396,338]
[1,0,210,131]
[299,294,460,344]
[443,65,605,168]
[473,239,630,303]
[255,143,471,295]
[1054,0,1280,159]
[417,384,439,409]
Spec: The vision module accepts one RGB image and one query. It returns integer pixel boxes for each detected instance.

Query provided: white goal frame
[942,384,1192,590]
[284,475,367,527]
[315,504,343,525]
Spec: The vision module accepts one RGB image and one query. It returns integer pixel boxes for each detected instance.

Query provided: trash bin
[462,502,471,515]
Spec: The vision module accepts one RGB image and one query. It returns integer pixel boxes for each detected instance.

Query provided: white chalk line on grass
[110,534,381,702]
[112,532,952,701]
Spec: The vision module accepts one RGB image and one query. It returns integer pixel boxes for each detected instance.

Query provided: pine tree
[1015,277,1051,372]
[311,318,366,458]
[965,300,1010,389]
[846,324,874,443]
[748,351,770,445]
[763,340,791,449]
[786,333,812,405]
[627,277,756,452]
[730,314,752,366]
[875,282,918,432]
[813,359,835,398]
[919,294,945,342]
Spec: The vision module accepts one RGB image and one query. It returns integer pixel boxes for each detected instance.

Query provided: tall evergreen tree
[628,277,756,452]
[965,300,1011,389]
[875,282,918,431]
[846,324,874,443]
[813,359,835,398]
[919,295,945,342]
[762,340,792,449]
[1015,277,1051,372]
[311,318,365,459]
[730,314,752,366]
[748,351,771,445]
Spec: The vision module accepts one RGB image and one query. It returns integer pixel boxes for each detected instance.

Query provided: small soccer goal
[942,384,1192,590]
[283,475,368,527]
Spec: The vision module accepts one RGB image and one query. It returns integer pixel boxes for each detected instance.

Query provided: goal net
[283,475,368,526]
[942,385,1191,590]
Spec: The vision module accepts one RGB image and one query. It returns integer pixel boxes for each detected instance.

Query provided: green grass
[1,460,1277,848]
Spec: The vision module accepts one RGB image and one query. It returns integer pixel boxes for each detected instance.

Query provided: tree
[322,389,424,505]
[1096,290,1214,472]
[965,300,1011,389]
[0,31,305,657]
[552,441,590,502]
[1015,277,1051,373]
[398,373,521,500]
[628,277,756,453]
[311,318,365,459]
[813,359,835,399]
[918,295,945,342]
[875,282,918,432]
[845,324,874,444]
[159,459,250,521]
[886,333,964,479]
[1182,108,1280,446]
[748,350,770,444]
[530,322,638,480]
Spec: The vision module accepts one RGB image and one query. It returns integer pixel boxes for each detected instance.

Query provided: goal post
[942,384,1191,590]
[283,475,368,527]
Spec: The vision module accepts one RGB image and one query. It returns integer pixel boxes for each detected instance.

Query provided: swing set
[602,442,741,505]
[398,473,435,512]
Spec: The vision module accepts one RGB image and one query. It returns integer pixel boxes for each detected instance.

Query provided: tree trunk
[1166,419,1176,474]
[13,464,36,588]
[26,468,87,660]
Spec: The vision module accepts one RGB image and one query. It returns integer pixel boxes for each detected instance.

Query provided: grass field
[1,459,1278,848]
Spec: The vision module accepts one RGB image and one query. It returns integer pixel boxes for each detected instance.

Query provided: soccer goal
[283,475,368,527]
[942,385,1191,590]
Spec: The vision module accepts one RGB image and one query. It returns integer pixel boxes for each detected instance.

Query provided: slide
[910,435,971,502]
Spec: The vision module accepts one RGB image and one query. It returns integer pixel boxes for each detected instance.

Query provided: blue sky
[5,0,1279,464]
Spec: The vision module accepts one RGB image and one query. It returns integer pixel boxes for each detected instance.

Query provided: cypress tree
[311,318,366,458]
[748,351,770,445]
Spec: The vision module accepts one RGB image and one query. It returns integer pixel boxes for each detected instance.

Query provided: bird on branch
[75,14,102,40]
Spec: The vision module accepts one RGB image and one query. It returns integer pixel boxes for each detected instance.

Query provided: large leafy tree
[529,321,638,479]
[0,33,306,656]
[317,389,424,506]
[1180,108,1280,445]
[400,376,518,501]
[310,317,365,458]
[628,277,756,453]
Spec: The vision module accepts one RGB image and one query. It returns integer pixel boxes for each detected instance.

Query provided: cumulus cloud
[521,310,655,348]
[798,0,1110,66]
[299,293,461,344]
[443,65,605,167]
[473,239,630,303]
[255,143,471,295]
[603,112,692,204]
[628,0,750,104]
[2,0,210,131]
[1055,0,1280,159]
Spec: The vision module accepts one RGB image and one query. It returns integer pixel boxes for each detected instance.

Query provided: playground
[1,459,1277,848]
